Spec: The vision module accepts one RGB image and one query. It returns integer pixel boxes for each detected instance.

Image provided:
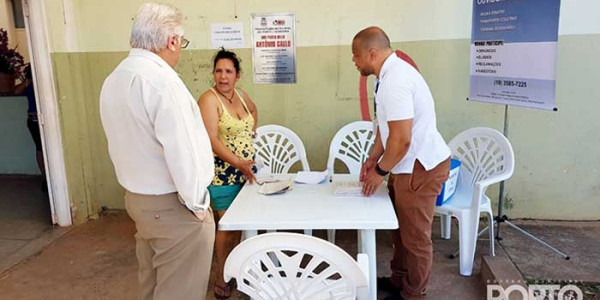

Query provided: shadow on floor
[497,220,600,283]
[0,210,598,299]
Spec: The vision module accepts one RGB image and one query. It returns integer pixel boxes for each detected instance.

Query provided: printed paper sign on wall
[211,23,245,49]
[251,13,296,84]
[469,0,561,110]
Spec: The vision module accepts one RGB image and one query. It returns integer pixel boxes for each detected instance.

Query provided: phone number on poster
[494,80,527,88]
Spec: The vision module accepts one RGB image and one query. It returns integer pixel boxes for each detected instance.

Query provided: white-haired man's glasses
[180,37,190,49]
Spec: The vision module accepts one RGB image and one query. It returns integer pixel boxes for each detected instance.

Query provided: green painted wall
[51,52,124,223]
[42,0,600,223]
[0,97,41,175]
[402,36,600,219]
[51,34,600,220]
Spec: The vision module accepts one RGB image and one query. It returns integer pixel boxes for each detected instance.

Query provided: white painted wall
[43,0,600,53]
[1,0,29,63]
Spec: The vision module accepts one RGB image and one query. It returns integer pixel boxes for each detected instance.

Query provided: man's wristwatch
[375,163,390,176]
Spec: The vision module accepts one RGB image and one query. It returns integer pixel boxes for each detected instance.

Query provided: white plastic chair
[254,125,312,236]
[325,121,375,244]
[254,125,310,174]
[326,121,375,177]
[224,232,369,300]
[435,127,514,276]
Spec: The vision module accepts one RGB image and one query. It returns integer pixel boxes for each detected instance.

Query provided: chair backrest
[254,125,310,174]
[448,127,515,200]
[326,121,375,176]
[224,232,368,300]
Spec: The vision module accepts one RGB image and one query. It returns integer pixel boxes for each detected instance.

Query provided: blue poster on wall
[469,0,561,110]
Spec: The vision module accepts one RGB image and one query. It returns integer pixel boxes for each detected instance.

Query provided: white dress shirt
[100,49,214,212]
[375,53,451,174]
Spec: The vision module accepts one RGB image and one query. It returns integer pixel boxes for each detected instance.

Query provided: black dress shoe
[377,277,402,294]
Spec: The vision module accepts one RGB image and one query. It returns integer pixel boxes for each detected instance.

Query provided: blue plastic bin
[436,158,461,206]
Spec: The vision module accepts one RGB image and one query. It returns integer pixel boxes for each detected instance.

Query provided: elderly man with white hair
[100,3,215,299]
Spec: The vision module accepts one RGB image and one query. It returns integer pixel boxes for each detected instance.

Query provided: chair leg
[327,229,336,244]
[441,214,452,240]
[487,212,495,256]
[458,216,477,276]
[304,229,313,236]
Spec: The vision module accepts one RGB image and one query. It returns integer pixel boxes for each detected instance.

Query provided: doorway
[0,0,71,272]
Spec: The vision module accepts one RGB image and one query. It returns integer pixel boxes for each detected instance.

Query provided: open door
[22,0,71,226]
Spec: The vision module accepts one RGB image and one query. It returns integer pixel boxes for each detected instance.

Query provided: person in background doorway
[352,27,451,300]
[15,64,46,191]
[100,3,215,299]
[197,48,258,299]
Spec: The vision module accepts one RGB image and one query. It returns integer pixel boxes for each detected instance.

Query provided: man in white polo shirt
[100,3,215,299]
[353,27,451,300]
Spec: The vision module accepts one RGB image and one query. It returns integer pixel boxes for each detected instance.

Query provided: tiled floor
[0,175,53,272]
[0,200,597,299]
[0,210,488,300]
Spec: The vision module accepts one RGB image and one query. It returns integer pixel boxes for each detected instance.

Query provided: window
[11,0,25,29]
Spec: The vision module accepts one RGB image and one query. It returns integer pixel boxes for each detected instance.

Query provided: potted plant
[0,28,26,94]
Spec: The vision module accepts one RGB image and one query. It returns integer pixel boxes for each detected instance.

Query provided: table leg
[357,231,362,253]
[242,230,258,241]
[360,229,377,300]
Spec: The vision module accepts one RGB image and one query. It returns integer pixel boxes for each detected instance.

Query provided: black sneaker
[377,276,402,294]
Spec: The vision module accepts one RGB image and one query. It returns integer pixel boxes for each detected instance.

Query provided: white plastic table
[219,174,399,300]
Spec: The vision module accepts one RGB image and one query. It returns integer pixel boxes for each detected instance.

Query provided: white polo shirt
[100,49,214,211]
[375,53,450,174]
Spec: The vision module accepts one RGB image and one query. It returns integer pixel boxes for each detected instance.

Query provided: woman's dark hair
[212,48,241,74]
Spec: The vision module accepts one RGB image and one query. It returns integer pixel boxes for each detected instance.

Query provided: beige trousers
[125,191,215,300]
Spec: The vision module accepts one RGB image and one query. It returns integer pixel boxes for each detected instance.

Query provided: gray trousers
[125,191,215,300]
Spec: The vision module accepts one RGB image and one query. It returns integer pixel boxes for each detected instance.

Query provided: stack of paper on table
[333,181,364,197]
[258,180,293,195]
[294,171,329,184]
[256,177,280,185]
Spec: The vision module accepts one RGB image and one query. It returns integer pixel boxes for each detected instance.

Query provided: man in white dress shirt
[100,3,215,299]
[353,27,451,300]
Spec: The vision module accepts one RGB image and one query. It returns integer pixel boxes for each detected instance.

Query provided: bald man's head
[353,26,391,51]
[351,27,393,77]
